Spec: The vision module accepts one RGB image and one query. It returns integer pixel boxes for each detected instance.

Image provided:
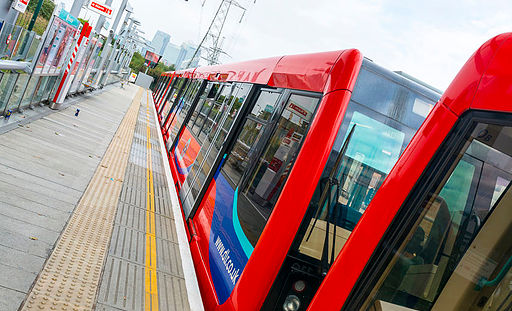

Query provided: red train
[152,33,512,311]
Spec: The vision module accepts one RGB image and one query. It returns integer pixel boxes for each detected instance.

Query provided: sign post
[12,0,30,13]
[87,1,113,18]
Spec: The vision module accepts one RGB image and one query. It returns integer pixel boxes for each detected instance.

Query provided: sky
[61,0,512,91]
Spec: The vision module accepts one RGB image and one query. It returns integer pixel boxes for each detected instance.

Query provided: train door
[179,83,253,217]
[160,78,188,126]
[162,79,194,132]
[165,79,207,149]
[156,76,172,109]
[342,113,512,311]
[189,87,321,305]
[171,81,223,187]
[155,76,168,103]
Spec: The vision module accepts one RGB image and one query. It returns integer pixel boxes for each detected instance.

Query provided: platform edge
[148,90,205,311]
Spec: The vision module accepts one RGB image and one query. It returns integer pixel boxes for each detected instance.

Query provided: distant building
[162,42,181,66]
[150,30,170,56]
[175,42,200,69]
[160,41,201,69]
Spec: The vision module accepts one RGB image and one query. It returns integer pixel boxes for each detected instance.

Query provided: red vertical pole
[52,22,90,104]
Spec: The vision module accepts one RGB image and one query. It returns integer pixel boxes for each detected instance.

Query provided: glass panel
[172,82,221,184]
[181,83,252,216]
[159,78,185,122]
[167,79,202,143]
[25,34,41,62]
[236,94,319,246]
[6,73,29,111]
[221,90,281,187]
[191,84,224,140]
[351,67,435,130]
[295,64,436,267]
[0,72,19,115]
[19,75,38,108]
[46,76,58,101]
[364,123,512,311]
[32,76,51,104]
[162,79,191,128]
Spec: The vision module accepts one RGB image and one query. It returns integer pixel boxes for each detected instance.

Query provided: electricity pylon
[186,0,247,68]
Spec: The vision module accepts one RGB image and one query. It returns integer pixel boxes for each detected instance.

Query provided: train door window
[167,79,202,141]
[162,79,193,129]
[158,77,177,115]
[358,121,512,311]
[222,91,320,247]
[158,76,171,103]
[161,78,189,126]
[159,77,184,120]
[180,83,252,217]
[155,76,167,101]
[191,83,224,139]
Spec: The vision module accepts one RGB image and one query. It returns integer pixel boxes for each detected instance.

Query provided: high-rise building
[162,42,181,66]
[175,42,200,69]
[150,30,171,56]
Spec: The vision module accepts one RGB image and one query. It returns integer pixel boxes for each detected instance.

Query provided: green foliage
[77,18,89,25]
[129,51,145,73]
[16,0,55,35]
[129,52,175,79]
[27,0,55,20]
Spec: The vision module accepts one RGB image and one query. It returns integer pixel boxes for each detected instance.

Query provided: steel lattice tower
[187,0,247,68]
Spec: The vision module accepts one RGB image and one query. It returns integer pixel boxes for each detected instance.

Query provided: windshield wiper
[305,124,357,276]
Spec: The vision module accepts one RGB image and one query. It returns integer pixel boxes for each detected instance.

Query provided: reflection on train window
[222,90,281,187]
[221,92,320,247]
[298,107,410,261]
[363,123,512,311]
[167,79,201,140]
[160,78,186,124]
[180,83,252,216]
[191,83,223,140]
[163,79,191,126]
[295,63,438,267]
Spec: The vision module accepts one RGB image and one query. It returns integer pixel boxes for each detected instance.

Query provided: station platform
[0,84,203,311]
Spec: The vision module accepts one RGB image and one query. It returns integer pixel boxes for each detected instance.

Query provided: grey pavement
[0,84,138,311]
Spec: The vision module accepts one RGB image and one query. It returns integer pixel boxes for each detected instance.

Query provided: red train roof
[441,32,512,115]
[164,49,363,94]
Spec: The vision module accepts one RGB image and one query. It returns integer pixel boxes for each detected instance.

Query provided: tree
[129,52,175,79]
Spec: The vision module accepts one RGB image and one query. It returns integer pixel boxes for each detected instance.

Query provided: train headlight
[283,294,300,311]
[293,280,306,293]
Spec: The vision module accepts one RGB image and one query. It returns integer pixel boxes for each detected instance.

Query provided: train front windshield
[294,60,439,269]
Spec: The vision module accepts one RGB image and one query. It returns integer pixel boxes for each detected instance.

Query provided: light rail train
[152,33,512,311]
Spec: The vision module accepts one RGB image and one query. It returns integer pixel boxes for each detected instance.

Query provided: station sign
[88,1,113,18]
[58,9,81,29]
[12,0,30,13]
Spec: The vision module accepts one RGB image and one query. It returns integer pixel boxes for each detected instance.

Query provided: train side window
[180,83,252,216]
[190,83,221,138]
[167,79,202,141]
[160,77,186,124]
[361,122,512,311]
[162,79,191,126]
[297,105,412,262]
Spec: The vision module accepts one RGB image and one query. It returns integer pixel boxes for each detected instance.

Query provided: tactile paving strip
[20,89,143,311]
[95,92,190,311]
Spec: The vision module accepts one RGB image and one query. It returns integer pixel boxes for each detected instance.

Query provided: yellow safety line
[145,91,159,311]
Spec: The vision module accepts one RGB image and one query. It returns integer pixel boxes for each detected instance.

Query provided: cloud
[63,0,512,90]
